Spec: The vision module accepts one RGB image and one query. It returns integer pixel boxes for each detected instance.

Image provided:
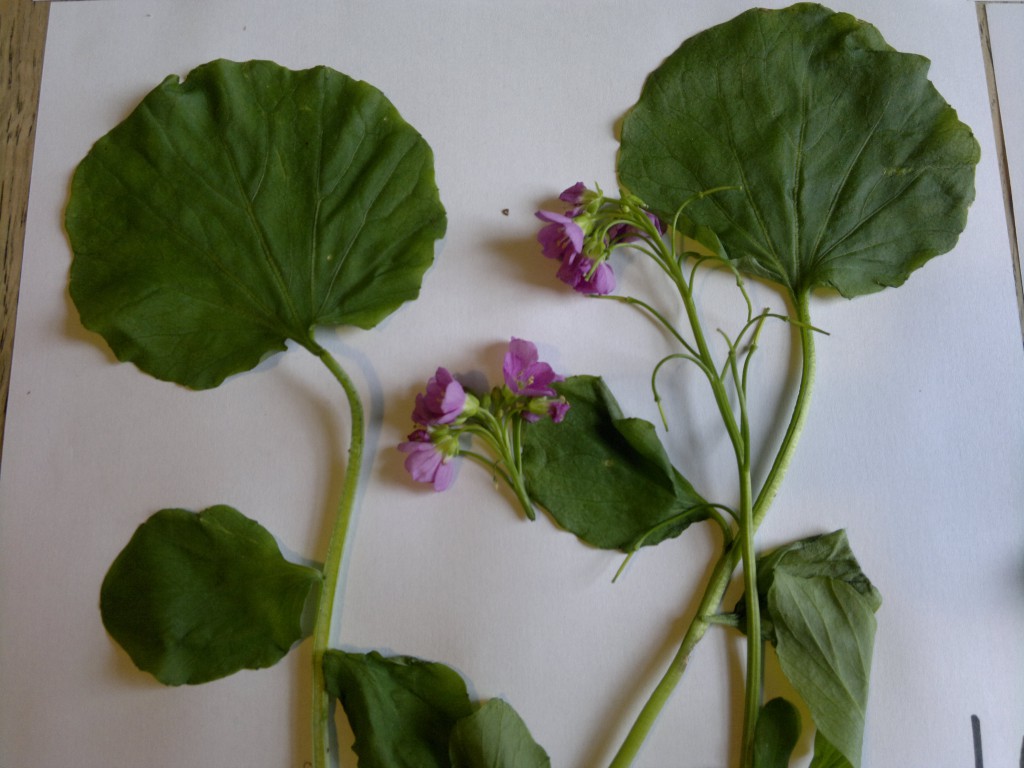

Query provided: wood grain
[0,0,48,464]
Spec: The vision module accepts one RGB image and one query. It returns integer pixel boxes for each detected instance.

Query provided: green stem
[734,361,760,767]
[608,290,816,768]
[607,552,735,768]
[470,409,536,520]
[462,449,516,487]
[668,263,744,458]
[751,291,816,524]
[306,341,366,768]
[733,310,772,766]
[592,294,700,358]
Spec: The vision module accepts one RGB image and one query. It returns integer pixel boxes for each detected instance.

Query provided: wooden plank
[0,0,48,464]
[979,1,1024,342]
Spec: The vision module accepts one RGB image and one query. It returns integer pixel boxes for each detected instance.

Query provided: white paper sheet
[2,1,1022,766]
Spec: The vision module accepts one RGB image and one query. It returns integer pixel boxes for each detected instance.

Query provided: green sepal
[100,505,322,685]
[522,375,708,550]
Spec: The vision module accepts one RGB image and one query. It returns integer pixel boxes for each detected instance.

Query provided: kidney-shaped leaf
[100,505,322,685]
[619,4,979,300]
[67,59,446,389]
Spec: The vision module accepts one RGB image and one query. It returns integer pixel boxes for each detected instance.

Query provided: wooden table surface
[1,0,47,464]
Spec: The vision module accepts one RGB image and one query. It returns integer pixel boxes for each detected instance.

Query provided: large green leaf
[522,375,709,550]
[770,573,877,768]
[323,650,474,768]
[99,505,322,685]
[67,59,446,389]
[449,699,552,768]
[619,3,979,299]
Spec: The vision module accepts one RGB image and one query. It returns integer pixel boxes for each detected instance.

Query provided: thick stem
[307,342,366,768]
[607,290,816,768]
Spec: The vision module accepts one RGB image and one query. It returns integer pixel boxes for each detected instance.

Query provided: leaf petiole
[305,340,366,768]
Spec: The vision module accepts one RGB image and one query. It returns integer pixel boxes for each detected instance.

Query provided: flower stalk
[535,184,820,768]
[398,338,570,520]
[607,290,817,768]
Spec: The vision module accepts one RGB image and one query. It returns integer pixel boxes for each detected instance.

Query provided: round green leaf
[100,505,322,685]
[67,59,446,389]
[619,4,979,299]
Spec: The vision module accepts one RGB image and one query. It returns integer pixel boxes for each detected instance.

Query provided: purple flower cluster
[502,337,569,422]
[535,183,663,296]
[536,183,615,295]
[399,339,569,495]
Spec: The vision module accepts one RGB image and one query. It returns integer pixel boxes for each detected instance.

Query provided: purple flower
[558,181,589,209]
[412,367,467,426]
[536,210,584,262]
[556,252,616,295]
[503,338,561,397]
[536,187,619,296]
[523,397,572,424]
[547,400,570,423]
[398,429,456,491]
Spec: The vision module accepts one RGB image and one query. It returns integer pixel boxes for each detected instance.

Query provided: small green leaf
[753,697,802,768]
[522,375,708,550]
[100,505,321,685]
[323,650,474,768]
[67,59,446,390]
[734,532,880,766]
[619,3,979,300]
[809,730,854,768]
[449,699,552,768]
[770,573,877,768]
